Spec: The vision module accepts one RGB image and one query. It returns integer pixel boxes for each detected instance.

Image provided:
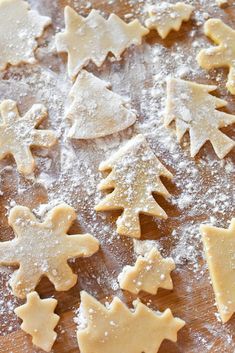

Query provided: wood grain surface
[0,0,234,353]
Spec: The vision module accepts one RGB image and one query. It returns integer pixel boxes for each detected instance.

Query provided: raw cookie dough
[200,219,235,323]
[165,78,235,158]
[0,99,57,175]
[0,0,51,70]
[0,203,99,298]
[118,240,175,295]
[15,291,59,352]
[145,2,194,39]
[56,6,149,79]
[77,291,185,353]
[66,70,136,139]
[197,19,235,94]
[95,134,173,239]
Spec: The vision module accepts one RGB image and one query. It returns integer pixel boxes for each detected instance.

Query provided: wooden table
[0,0,234,352]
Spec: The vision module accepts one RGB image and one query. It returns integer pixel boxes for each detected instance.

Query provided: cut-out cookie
[197,19,235,94]
[145,2,194,39]
[200,219,235,323]
[77,291,185,353]
[0,204,99,298]
[56,6,149,78]
[95,134,173,239]
[216,0,228,8]
[0,0,51,70]
[165,78,235,158]
[66,70,136,139]
[0,100,57,175]
[15,291,59,352]
[118,240,175,295]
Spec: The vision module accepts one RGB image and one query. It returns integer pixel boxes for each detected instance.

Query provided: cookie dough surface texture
[118,241,175,295]
[66,70,136,139]
[0,0,51,70]
[56,6,149,78]
[15,291,59,352]
[0,99,57,175]
[201,219,235,323]
[77,291,185,353]
[197,19,235,94]
[95,134,173,239]
[145,2,194,39]
[0,203,99,298]
[165,78,235,158]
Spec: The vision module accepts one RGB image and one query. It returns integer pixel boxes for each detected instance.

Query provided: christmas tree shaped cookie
[56,6,149,78]
[66,70,136,139]
[95,134,173,238]
[197,19,235,94]
[0,0,51,70]
[15,292,59,352]
[0,100,57,175]
[145,2,194,39]
[77,291,185,353]
[0,204,99,298]
[118,240,175,295]
[200,218,235,323]
[165,78,235,158]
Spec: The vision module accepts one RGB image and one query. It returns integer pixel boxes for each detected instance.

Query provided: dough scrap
[56,6,149,78]
[77,291,185,353]
[0,100,57,175]
[66,70,136,139]
[165,78,235,159]
[118,240,175,295]
[0,204,99,298]
[197,19,235,94]
[200,219,235,323]
[145,2,193,39]
[95,134,173,239]
[14,291,59,352]
[0,0,51,70]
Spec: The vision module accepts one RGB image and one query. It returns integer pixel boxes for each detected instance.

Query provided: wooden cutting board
[0,0,234,352]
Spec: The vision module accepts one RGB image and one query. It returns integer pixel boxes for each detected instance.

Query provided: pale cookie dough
[95,134,173,239]
[66,70,136,139]
[200,219,235,323]
[0,204,99,298]
[118,240,175,295]
[145,2,194,39]
[77,291,185,353]
[165,78,235,159]
[0,100,57,175]
[0,0,51,70]
[216,0,228,8]
[15,291,59,352]
[197,19,235,94]
[56,6,149,79]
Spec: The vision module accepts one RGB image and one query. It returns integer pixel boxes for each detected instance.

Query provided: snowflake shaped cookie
[0,0,51,70]
[0,99,57,175]
[0,204,99,298]
[197,19,235,94]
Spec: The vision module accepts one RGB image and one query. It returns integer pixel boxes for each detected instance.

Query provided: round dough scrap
[0,0,51,70]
